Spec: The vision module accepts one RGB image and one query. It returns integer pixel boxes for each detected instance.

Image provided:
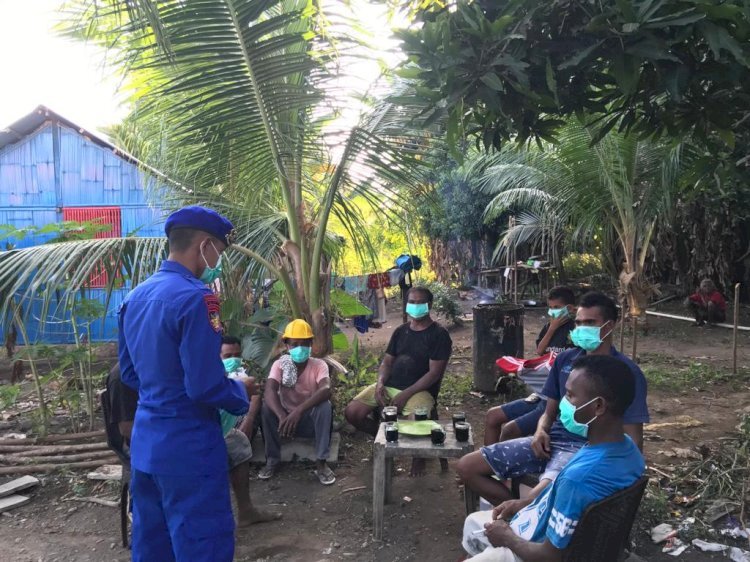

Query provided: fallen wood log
[0,450,116,465]
[0,443,109,455]
[64,496,119,508]
[0,430,106,446]
[0,457,119,475]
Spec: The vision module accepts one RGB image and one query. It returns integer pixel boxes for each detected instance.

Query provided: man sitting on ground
[457,291,649,510]
[344,286,453,476]
[259,319,336,485]
[462,355,645,561]
[685,278,727,326]
[107,363,278,527]
[484,286,576,446]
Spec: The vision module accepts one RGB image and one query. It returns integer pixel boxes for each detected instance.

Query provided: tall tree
[478,120,685,318]
[0,0,434,354]
[398,0,750,151]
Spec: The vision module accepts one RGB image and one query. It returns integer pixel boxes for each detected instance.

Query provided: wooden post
[620,297,626,352]
[631,314,638,362]
[372,440,385,541]
[734,283,741,375]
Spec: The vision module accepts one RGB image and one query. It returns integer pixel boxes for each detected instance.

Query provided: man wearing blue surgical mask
[457,291,648,516]
[344,286,453,476]
[218,336,280,526]
[118,206,258,561]
[259,320,335,485]
[461,355,645,561]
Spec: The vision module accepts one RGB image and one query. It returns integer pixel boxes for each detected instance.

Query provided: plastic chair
[561,475,649,562]
[99,389,131,549]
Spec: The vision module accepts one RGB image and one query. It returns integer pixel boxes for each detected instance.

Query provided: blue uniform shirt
[541,347,650,443]
[118,260,249,476]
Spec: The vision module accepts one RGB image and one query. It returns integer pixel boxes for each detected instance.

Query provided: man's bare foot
[410,457,426,477]
[236,508,282,527]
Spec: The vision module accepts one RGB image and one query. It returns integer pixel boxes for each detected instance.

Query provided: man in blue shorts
[458,291,648,508]
[461,354,646,560]
[483,286,576,445]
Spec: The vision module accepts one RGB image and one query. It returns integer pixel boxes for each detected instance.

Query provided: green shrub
[420,281,463,324]
[562,253,603,279]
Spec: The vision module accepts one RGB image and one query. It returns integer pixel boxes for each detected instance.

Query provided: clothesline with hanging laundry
[330,268,405,333]
[335,269,404,294]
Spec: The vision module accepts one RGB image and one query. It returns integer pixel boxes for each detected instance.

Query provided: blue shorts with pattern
[480,436,583,483]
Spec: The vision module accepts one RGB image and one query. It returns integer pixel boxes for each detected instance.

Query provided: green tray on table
[396,420,442,436]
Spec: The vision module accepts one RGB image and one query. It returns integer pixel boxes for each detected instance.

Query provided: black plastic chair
[561,476,648,562]
[99,389,131,549]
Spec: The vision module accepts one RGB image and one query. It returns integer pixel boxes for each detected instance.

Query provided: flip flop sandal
[314,466,336,485]
[258,465,276,480]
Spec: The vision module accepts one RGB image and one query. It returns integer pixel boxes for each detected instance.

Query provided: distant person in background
[685,279,727,326]
[483,287,577,446]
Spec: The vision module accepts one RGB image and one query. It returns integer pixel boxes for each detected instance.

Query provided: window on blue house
[62,206,122,288]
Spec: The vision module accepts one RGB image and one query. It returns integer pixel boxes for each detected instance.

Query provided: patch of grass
[0,384,20,409]
[635,484,671,531]
[642,360,750,391]
[439,371,474,407]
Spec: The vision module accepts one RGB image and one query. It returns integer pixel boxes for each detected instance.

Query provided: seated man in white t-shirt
[462,354,645,561]
[259,319,335,485]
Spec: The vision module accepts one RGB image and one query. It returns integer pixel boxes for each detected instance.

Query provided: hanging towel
[343,275,367,294]
[367,272,390,289]
[388,268,404,286]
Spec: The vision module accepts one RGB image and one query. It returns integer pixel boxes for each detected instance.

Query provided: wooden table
[372,421,476,540]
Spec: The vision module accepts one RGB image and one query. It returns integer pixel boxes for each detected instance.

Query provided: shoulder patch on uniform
[204,294,223,333]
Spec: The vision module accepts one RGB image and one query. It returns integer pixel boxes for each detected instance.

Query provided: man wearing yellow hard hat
[259,319,336,485]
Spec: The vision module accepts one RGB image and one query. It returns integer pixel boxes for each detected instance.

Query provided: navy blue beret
[164,206,235,244]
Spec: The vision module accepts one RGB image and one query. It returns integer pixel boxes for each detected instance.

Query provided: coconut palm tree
[478,120,686,325]
[0,0,434,355]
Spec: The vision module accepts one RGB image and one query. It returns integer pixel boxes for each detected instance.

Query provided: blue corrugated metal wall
[0,121,168,343]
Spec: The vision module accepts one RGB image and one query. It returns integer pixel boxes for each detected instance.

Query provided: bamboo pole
[0,457,119,475]
[645,311,750,331]
[0,450,115,465]
[0,443,109,455]
[0,430,105,446]
[734,283,741,375]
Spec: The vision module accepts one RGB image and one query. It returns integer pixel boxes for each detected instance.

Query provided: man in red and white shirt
[685,278,727,326]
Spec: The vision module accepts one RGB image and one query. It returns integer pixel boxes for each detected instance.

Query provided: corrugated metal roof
[0,105,175,187]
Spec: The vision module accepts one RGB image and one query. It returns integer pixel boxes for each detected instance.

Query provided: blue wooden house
[0,106,169,343]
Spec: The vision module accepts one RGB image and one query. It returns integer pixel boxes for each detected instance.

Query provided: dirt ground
[1,295,749,561]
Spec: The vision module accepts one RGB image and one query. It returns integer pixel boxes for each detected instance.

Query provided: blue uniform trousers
[131,468,235,562]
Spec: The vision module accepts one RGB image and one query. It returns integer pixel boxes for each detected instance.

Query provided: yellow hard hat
[282,319,314,339]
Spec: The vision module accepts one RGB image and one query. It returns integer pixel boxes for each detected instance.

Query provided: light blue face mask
[559,396,600,438]
[406,302,430,319]
[199,242,222,284]
[548,307,568,319]
[289,345,311,363]
[570,322,612,352]
[222,357,242,373]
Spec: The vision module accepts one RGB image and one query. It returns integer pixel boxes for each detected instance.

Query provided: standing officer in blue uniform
[119,206,256,562]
